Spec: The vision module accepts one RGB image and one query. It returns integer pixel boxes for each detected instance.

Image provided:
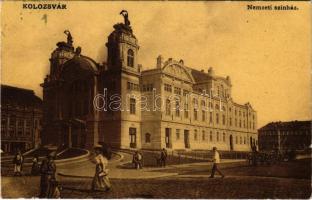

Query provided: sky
[1,1,311,128]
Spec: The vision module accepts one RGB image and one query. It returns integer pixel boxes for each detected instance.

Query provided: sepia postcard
[1,0,311,199]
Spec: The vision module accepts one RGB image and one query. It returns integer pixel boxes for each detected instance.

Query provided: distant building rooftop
[259,120,311,132]
[1,84,42,108]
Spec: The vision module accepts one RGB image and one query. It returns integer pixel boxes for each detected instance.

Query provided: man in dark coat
[160,148,168,167]
[39,152,56,198]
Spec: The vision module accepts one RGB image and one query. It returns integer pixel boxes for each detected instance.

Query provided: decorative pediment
[162,60,194,83]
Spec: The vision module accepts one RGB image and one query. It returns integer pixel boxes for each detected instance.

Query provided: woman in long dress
[92,145,111,192]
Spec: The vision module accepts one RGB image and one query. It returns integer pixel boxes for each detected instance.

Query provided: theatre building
[1,85,42,153]
[41,12,258,151]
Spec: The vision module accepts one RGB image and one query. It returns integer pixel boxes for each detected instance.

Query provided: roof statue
[120,10,130,27]
[64,30,73,47]
[113,10,133,34]
[75,46,81,56]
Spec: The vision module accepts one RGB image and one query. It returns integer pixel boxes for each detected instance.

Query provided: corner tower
[106,11,140,73]
[101,11,142,149]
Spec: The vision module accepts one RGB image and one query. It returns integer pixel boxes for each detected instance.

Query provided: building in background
[1,85,43,153]
[258,121,311,152]
[41,11,258,151]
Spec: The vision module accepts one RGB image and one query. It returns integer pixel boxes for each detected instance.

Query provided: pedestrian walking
[160,148,168,167]
[209,147,225,178]
[92,144,111,192]
[132,151,143,169]
[39,152,57,198]
[13,150,24,176]
[31,154,40,176]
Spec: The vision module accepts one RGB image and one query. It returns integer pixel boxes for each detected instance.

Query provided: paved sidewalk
[57,151,246,179]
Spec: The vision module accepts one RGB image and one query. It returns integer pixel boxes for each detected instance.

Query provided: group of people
[12,150,40,176]
[132,148,168,169]
[12,150,59,197]
[39,152,60,198]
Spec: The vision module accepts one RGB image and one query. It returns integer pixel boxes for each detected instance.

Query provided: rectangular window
[128,82,140,91]
[209,112,213,123]
[216,113,219,124]
[164,84,172,92]
[183,90,189,96]
[194,129,198,141]
[174,87,181,95]
[130,98,136,114]
[1,117,7,135]
[222,115,226,125]
[17,119,23,135]
[194,109,198,120]
[166,99,171,116]
[175,100,180,117]
[25,119,31,135]
[202,110,206,121]
[210,132,213,141]
[176,129,180,140]
[217,132,219,142]
[202,130,205,141]
[184,103,189,118]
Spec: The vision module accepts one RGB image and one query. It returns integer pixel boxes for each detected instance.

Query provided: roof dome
[61,55,98,81]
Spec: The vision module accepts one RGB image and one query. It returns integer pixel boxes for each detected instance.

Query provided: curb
[57,171,179,180]
[55,149,90,164]
[1,149,91,167]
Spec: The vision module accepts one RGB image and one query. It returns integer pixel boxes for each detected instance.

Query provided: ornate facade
[1,85,42,153]
[41,12,258,151]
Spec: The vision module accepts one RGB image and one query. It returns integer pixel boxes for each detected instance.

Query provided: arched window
[127,49,134,67]
[145,133,151,143]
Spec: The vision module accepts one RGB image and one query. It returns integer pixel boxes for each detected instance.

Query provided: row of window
[143,129,256,145]
[163,84,255,120]
[128,97,255,130]
[127,81,155,92]
[127,81,140,91]
[142,84,154,92]
[164,100,256,129]
[164,84,172,92]
[1,117,34,136]
[261,130,310,136]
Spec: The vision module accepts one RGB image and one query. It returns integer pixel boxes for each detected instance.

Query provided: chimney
[157,55,163,69]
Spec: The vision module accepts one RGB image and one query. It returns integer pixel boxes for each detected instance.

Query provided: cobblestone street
[2,158,311,198]
[2,175,310,199]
